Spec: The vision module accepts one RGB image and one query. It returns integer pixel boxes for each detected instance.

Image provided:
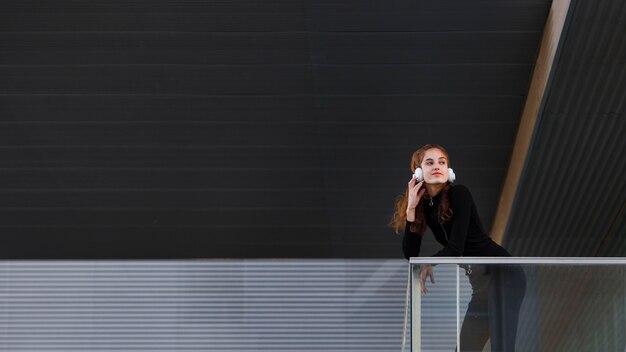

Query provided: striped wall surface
[0,259,480,351]
[504,0,626,256]
[0,259,414,351]
[0,0,552,258]
[0,260,626,352]
[3,260,623,351]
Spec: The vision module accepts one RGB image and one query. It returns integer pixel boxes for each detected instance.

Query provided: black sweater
[402,184,511,259]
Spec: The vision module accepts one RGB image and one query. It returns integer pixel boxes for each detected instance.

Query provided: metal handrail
[409,257,626,265]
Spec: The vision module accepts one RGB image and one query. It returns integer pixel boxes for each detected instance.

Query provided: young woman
[392,144,526,352]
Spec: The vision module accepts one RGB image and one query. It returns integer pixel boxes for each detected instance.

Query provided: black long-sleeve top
[402,184,511,259]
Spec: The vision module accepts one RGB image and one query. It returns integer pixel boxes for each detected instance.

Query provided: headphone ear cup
[448,168,456,183]
[413,168,423,181]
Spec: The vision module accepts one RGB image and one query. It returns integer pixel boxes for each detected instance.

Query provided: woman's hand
[406,177,426,221]
[420,264,435,294]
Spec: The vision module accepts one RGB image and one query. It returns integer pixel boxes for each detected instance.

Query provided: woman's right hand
[420,264,435,294]
[406,177,426,221]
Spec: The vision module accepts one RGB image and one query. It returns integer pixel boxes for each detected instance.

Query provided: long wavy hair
[391,144,454,234]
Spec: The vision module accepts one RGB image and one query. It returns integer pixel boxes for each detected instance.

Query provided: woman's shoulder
[448,184,474,203]
[449,184,472,195]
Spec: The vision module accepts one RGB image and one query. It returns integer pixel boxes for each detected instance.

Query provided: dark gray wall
[0,0,550,258]
[505,0,626,257]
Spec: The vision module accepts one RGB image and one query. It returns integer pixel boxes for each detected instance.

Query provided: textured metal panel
[0,0,551,258]
[0,260,412,351]
[506,0,626,256]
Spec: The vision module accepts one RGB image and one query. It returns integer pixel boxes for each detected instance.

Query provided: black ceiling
[0,0,552,258]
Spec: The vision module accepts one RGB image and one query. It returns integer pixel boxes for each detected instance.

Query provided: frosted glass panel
[410,258,626,352]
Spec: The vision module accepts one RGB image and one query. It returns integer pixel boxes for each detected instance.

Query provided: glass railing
[409,258,626,352]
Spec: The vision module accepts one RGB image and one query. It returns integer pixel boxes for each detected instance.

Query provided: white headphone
[413,167,456,183]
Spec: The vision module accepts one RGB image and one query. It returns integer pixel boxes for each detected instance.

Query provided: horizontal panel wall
[0,259,414,351]
[0,0,551,258]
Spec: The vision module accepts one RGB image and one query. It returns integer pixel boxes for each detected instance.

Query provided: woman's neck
[425,183,445,198]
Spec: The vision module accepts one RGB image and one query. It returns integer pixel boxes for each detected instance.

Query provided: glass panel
[416,264,471,351]
[411,260,626,352]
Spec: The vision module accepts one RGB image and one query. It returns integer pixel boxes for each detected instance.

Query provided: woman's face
[420,148,449,184]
